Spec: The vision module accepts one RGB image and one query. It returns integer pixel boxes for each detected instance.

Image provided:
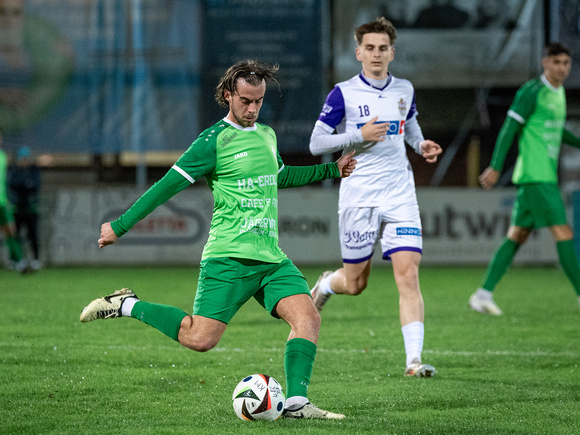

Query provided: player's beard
[232,111,257,128]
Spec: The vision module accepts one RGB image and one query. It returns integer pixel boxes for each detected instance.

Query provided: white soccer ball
[232,374,285,421]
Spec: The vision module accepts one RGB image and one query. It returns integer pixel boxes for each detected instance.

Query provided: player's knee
[397,275,419,291]
[300,303,321,329]
[180,333,219,352]
[344,280,367,295]
[394,269,419,290]
[507,226,531,244]
[189,339,218,353]
[300,309,321,339]
[310,308,321,329]
[511,234,528,244]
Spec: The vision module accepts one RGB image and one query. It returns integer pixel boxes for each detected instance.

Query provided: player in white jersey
[309,17,442,377]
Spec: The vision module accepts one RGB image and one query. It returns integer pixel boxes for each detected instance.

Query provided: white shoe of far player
[469,289,503,316]
[404,359,437,378]
[311,271,333,312]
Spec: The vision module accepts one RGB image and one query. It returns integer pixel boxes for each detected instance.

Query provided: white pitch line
[86,345,580,358]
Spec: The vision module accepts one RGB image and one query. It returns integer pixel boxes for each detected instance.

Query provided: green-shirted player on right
[469,42,580,315]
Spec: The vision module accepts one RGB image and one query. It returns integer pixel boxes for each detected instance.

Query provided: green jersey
[178,119,285,262]
[495,76,566,184]
[111,118,340,263]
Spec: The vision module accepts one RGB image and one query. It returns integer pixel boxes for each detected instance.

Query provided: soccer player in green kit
[469,42,580,315]
[80,60,356,419]
[0,128,24,272]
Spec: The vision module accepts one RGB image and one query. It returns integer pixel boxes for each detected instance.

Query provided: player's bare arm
[336,150,357,178]
[420,140,442,163]
[98,222,118,248]
[360,116,388,142]
[479,167,499,190]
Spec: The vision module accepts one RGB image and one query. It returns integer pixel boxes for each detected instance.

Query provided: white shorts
[338,204,422,263]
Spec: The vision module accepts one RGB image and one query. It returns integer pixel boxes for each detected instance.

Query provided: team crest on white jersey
[398,98,407,116]
[320,103,332,116]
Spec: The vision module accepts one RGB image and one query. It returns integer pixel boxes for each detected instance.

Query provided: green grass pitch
[2,265,579,434]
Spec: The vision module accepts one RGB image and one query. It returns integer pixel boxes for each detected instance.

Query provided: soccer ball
[232,374,285,421]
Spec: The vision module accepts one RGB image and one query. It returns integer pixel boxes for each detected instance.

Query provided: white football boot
[404,358,437,377]
[283,402,345,420]
[311,271,333,311]
[469,288,503,316]
[80,288,137,322]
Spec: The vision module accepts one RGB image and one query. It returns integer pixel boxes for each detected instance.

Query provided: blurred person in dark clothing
[8,145,41,270]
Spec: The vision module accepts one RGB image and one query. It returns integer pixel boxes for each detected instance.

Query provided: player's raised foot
[282,402,345,420]
[311,271,333,312]
[404,359,437,378]
[80,288,137,323]
[469,290,503,316]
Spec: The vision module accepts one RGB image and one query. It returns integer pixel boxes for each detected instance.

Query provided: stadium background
[1,0,580,267]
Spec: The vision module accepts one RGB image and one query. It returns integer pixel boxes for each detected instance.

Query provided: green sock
[284,338,317,399]
[131,301,188,341]
[556,240,580,296]
[481,238,520,291]
[6,236,22,262]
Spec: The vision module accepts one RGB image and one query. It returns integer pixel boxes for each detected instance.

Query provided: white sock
[402,321,424,366]
[476,288,494,301]
[121,297,139,317]
[320,273,336,295]
[285,395,308,410]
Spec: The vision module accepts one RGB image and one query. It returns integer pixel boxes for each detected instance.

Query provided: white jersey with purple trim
[316,73,420,209]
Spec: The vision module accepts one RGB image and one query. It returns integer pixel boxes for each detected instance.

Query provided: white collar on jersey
[222,117,258,131]
[540,74,562,92]
[359,72,392,91]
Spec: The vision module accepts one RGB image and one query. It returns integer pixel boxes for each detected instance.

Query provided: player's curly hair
[354,17,397,46]
[215,59,280,108]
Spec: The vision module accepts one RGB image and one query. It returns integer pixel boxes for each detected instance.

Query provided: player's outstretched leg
[469,288,503,316]
[404,358,437,378]
[282,402,345,420]
[80,288,137,322]
[311,270,333,311]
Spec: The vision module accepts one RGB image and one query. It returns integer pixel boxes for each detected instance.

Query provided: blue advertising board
[0,0,202,155]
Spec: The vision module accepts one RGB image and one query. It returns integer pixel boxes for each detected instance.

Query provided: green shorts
[0,204,14,226]
[511,184,568,229]
[193,257,310,324]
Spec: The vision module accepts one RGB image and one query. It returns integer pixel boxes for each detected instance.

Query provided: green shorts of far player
[193,257,311,323]
[511,183,568,229]
[0,204,15,226]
